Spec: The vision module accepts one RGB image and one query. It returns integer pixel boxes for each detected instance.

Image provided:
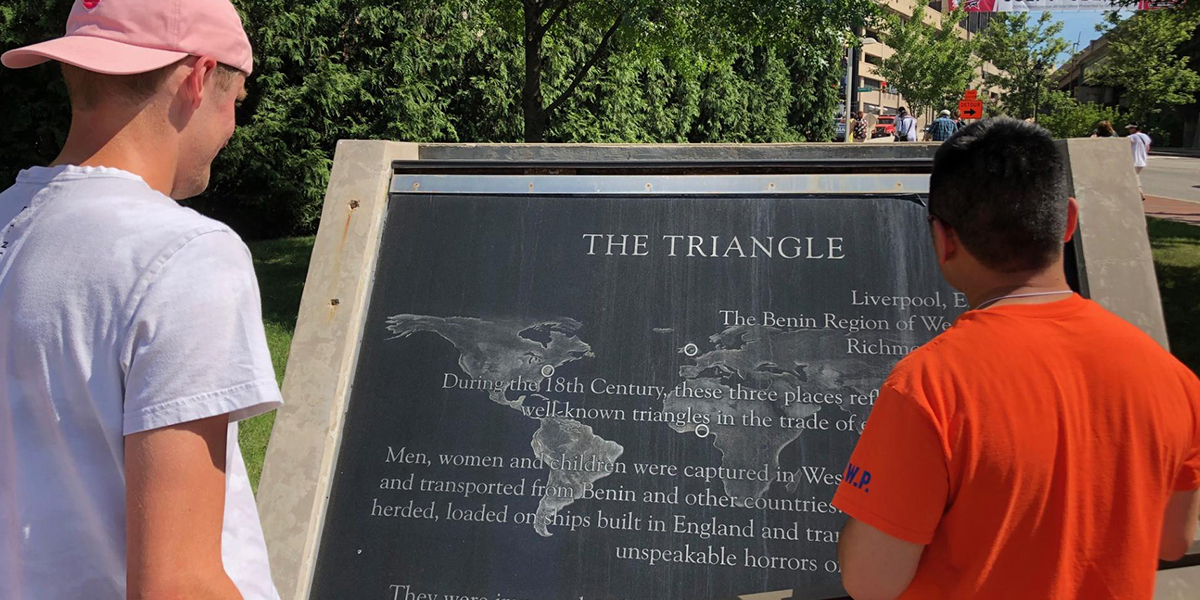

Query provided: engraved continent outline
[385,315,624,537]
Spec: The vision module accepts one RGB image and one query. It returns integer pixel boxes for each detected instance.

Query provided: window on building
[861,77,884,92]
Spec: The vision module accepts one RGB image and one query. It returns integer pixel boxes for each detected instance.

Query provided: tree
[509,0,637,142]
[975,12,1069,120]
[197,0,522,236]
[1037,91,1127,139]
[505,0,879,142]
[1,0,881,238]
[876,0,977,118]
[0,0,74,183]
[1087,9,1200,127]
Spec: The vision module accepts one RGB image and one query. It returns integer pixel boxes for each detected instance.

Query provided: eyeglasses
[926,210,951,228]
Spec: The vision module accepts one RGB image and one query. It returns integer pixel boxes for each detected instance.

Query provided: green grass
[1147,218,1200,374]
[238,221,1200,492]
[240,236,315,494]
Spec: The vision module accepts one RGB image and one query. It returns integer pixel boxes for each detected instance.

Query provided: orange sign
[964,89,978,100]
[959,99,983,119]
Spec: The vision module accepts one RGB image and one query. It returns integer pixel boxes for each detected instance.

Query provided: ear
[181,56,219,111]
[931,219,957,266]
[1064,197,1079,243]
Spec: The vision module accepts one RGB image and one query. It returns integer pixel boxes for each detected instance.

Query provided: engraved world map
[385,314,887,536]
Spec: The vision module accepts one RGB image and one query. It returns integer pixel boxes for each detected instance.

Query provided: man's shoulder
[10,171,248,287]
[874,329,974,410]
[890,298,1192,392]
[38,173,242,257]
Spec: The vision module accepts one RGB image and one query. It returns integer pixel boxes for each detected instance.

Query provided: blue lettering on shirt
[843,461,872,493]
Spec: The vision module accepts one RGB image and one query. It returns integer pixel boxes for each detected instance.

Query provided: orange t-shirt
[832,294,1200,599]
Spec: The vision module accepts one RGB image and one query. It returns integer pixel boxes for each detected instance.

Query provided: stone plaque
[307,188,966,600]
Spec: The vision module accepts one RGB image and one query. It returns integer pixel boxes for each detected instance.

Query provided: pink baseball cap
[1,0,253,76]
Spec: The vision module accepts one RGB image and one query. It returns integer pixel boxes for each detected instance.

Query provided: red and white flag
[950,0,1134,11]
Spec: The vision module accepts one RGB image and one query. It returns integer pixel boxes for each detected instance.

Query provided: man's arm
[125,415,243,600]
[1161,489,1200,562]
[832,380,947,599]
[839,518,925,600]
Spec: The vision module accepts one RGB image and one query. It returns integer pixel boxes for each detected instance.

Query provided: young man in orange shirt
[833,118,1200,600]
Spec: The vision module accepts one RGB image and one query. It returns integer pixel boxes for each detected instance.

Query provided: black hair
[928,118,1069,273]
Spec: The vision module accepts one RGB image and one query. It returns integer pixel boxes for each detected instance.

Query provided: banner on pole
[949,0,1137,11]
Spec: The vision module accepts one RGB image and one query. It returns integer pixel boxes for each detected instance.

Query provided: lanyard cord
[974,290,1074,311]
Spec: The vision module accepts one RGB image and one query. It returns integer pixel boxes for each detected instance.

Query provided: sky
[1049,8,1133,65]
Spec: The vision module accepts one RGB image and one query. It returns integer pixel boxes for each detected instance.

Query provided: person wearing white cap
[1126,122,1151,201]
[0,1,281,599]
[1126,122,1152,174]
[926,109,958,142]
[894,106,919,142]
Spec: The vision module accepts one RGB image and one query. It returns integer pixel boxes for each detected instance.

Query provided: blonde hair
[62,60,241,111]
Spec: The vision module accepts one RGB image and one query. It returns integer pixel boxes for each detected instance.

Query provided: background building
[1055,27,1200,147]
[846,0,1001,135]
[1054,34,1115,106]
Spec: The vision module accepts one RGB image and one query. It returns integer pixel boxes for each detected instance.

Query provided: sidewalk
[1151,147,1200,158]
[1144,195,1200,225]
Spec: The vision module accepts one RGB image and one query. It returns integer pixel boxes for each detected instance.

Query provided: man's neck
[962,262,1074,310]
[51,110,178,197]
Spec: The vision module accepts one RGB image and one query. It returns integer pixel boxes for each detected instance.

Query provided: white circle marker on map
[683,343,699,357]
[694,424,710,438]
[540,364,555,378]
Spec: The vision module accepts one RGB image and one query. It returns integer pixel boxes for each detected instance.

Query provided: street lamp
[844,36,880,127]
[1032,57,1050,124]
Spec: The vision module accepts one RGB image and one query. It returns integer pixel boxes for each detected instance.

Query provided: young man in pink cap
[0,1,281,599]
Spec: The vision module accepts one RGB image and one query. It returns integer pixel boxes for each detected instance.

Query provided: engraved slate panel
[309,192,963,600]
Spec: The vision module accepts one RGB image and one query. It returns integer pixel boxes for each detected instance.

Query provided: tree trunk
[523,0,547,143]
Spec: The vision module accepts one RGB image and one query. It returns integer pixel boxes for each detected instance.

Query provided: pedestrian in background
[1127,122,1152,201]
[0,1,281,599]
[894,107,918,142]
[853,110,869,143]
[1127,122,1152,175]
[927,109,957,142]
[1092,120,1116,138]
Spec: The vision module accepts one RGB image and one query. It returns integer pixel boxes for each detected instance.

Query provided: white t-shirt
[897,115,918,141]
[0,165,282,600]
[1130,132,1152,168]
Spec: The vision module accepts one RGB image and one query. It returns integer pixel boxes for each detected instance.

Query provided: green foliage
[1087,9,1200,127]
[239,235,315,492]
[0,0,75,184]
[1037,91,1127,139]
[1,0,878,238]
[976,12,1069,120]
[876,0,977,117]
[513,0,878,141]
[195,0,521,236]
[1147,218,1200,377]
